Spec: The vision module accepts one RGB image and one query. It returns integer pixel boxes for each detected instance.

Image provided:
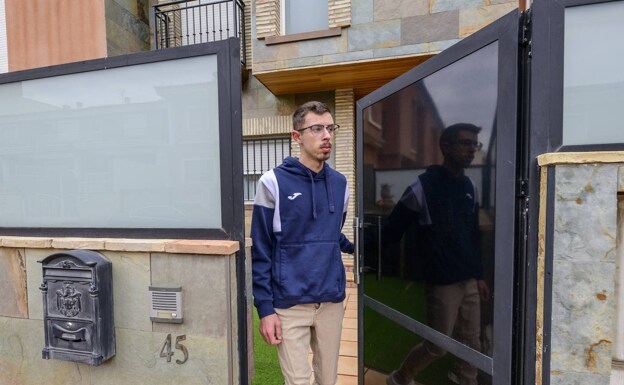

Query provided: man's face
[292,111,334,165]
[443,130,479,169]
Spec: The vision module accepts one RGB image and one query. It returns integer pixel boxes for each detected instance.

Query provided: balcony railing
[153,0,246,65]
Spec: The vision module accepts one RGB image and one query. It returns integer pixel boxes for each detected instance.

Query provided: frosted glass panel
[563,2,624,145]
[0,55,221,228]
[285,0,328,35]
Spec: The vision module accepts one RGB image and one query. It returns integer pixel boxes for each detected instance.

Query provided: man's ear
[440,141,450,155]
[292,130,302,145]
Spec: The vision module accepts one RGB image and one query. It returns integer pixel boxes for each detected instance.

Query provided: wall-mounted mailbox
[39,250,115,366]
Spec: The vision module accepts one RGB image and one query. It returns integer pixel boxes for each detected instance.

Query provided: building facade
[2,1,624,384]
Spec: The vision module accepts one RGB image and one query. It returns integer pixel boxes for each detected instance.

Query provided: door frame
[355,9,522,385]
[527,1,624,383]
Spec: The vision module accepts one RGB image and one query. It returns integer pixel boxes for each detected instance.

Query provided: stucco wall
[4,0,108,71]
[3,0,151,72]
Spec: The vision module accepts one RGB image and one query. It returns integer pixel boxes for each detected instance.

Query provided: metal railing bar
[153,0,246,65]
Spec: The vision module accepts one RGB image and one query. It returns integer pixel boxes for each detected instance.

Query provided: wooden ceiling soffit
[253,54,434,99]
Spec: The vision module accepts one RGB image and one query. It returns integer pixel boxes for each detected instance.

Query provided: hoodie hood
[280,156,335,219]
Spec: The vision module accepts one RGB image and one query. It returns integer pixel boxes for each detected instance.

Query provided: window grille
[243,137,291,201]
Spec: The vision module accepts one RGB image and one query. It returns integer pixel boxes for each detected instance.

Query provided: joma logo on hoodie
[288,192,302,200]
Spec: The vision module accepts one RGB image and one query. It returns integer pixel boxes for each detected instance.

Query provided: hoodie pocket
[279,242,343,300]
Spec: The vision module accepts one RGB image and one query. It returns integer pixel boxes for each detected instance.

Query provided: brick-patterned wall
[255,0,279,39]
[328,0,350,28]
[290,134,300,159]
[334,88,355,248]
[243,0,252,64]
[243,115,291,136]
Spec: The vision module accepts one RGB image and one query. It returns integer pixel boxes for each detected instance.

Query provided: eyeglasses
[296,124,340,135]
[454,139,483,150]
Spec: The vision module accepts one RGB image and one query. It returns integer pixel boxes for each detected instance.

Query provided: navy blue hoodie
[251,157,354,319]
[383,165,483,285]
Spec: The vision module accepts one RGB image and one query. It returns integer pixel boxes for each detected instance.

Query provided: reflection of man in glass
[384,123,490,385]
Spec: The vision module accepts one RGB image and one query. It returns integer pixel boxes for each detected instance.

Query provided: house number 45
[160,334,188,364]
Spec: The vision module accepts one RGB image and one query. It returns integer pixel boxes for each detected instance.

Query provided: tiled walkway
[335,286,358,385]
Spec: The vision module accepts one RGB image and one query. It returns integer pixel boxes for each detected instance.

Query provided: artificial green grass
[252,308,284,385]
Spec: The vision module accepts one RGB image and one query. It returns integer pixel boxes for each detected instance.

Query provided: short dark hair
[439,123,482,148]
[292,101,332,131]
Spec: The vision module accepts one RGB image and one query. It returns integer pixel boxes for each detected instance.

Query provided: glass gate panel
[357,10,520,385]
[361,41,498,385]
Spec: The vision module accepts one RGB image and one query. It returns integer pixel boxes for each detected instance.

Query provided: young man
[251,101,354,385]
[384,123,491,385]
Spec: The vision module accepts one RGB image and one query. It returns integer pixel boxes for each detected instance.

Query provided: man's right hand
[259,313,282,345]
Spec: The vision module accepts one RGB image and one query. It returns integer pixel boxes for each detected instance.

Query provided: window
[281,0,328,35]
[563,1,624,146]
[243,137,291,201]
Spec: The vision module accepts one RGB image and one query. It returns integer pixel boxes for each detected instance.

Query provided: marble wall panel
[252,40,299,63]
[0,317,92,385]
[373,0,428,20]
[351,0,373,24]
[298,36,342,57]
[0,248,28,318]
[401,11,459,45]
[458,3,517,37]
[287,56,324,68]
[25,248,55,320]
[105,0,150,55]
[105,251,152,332]
[554,164,618,263]
[347,19,400,51]
[111,0,140,16]
[430,0,484,14]
[90,328,229,385]
[551,260,615,374]
[324,49,374,64]
[550,372,611,385]
[0,316,230,385]
[550,163,620,383]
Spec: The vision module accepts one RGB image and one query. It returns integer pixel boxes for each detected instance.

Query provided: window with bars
[243,136,291,201]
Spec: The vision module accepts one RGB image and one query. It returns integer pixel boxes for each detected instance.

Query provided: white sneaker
[386,371,414,385]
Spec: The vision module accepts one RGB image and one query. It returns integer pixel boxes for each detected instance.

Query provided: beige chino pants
[275,301,345,385]
[393,279,481,385]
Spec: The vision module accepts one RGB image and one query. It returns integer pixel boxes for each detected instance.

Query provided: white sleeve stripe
[254,173,276,208]
[263,170,282,233]
[254,170,281,233]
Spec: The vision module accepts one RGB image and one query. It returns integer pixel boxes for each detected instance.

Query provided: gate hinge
[521,10,532,56]
[517,179,529,198]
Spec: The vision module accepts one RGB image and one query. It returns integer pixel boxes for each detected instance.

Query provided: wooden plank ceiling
[253,54,434,101]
